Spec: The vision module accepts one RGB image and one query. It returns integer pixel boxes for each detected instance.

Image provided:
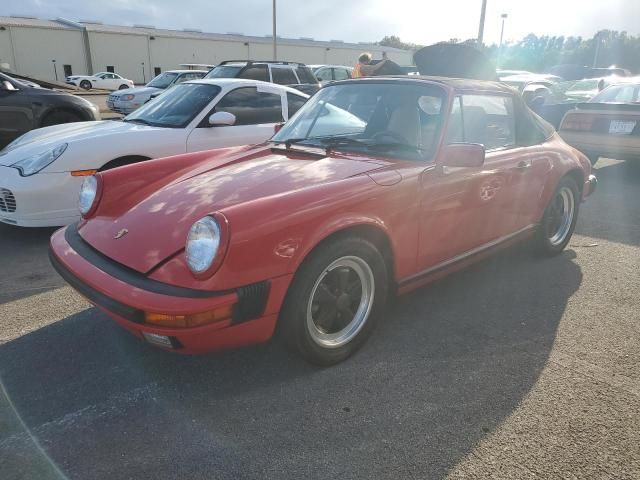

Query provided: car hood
[0,121,159,165]
[110,86,160,97]
[80,147,387,273]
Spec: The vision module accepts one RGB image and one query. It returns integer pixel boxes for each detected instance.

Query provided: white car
[66,72,134,91]
[0,79,308,227]
[107,70,208,114]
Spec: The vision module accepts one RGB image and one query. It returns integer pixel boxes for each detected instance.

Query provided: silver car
[106,70,207,114]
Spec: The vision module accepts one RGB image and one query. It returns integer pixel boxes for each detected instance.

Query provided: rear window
[271,68,298,85]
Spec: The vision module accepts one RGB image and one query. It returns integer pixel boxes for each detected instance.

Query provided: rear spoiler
[574,102,640,112]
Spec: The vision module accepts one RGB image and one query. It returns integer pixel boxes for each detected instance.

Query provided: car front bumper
[106,97,145,115]
[0,165,84,227]
[49,224,289,354]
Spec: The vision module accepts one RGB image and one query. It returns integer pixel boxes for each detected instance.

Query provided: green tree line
[379,31,640,73]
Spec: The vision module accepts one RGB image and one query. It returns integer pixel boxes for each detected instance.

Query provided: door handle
[513,160,531,171]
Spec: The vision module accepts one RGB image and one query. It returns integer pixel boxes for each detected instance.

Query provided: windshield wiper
[317,137,370,154]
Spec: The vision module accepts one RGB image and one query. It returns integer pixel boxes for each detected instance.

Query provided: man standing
[352,53,373,78]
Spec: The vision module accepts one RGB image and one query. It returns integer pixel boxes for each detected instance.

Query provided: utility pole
[593,32,601,68]
[272,0,277,61]
[497,13,508,68]
[477,0,488,46]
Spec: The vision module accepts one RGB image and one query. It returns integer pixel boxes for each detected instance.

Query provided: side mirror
[208,111,236,127]
[1,80,17,91]
[441,143,485,168]
[273,122,285,133]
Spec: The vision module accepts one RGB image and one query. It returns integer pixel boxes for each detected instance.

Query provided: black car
[204,60,321,95]
[0,72,100,148]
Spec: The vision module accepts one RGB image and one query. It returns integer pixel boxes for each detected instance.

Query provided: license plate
[609,120,636,134]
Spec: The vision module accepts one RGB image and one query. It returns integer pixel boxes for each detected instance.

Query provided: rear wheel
[534,176,580,255]
[118,84,129,90]
[41,110,83,127]
[280,237,389,365]
[79,80,91,90]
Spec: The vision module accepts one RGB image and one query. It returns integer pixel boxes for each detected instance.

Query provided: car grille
[0,188,16,213]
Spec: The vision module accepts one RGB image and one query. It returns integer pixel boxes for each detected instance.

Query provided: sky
[4,0,640,45]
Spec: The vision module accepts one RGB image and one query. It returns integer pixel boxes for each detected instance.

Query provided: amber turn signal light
[145,304,233,328]
[71,169,98,177]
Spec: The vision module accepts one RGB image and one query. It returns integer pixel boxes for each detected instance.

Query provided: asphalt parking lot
[0,159,639,479]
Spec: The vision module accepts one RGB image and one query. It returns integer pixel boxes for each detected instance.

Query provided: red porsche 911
[50,76,596,365]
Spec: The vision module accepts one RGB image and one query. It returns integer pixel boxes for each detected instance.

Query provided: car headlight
[185,216,221,275]
[78,175,98,216]
[120,94,135,101]
[11,143,68,176]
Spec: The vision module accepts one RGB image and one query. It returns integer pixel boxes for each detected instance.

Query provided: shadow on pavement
[0,224,62,304]
[576,160,640,247]
[0,245,582,480]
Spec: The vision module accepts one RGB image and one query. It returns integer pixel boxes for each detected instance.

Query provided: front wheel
[79,80,91,90]
[280,237,389,365]
[533,176,580,255]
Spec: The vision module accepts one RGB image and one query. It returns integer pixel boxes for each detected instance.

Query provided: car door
[417,94,524,267]
[185,85,285,153]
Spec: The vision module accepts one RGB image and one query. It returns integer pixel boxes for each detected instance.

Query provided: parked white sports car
[66,72,134,91]
[0,79,308,227]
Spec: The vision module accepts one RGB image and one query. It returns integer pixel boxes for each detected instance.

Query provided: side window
[457,95,515,150]
[333,68,350,80]
[287,92,307,118]
[238,65,269,82]
[271,67,298,85]
[214,87,283,125]
[315,68,333,82]
[295,66,316,84]
[613,86,635,102]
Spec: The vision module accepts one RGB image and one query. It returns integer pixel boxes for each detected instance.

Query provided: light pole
[477,0,488,46]
[141,62,146,83]
[51,59,58,81]
[272,0,277,61]
[497,13,508,68]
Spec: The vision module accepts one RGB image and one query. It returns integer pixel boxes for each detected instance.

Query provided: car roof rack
[218,60,308,67]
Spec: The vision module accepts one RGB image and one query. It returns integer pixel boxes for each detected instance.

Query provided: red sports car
[50,76,597,365]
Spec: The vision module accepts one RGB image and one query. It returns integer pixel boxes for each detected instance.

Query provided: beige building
[0,16,414,84]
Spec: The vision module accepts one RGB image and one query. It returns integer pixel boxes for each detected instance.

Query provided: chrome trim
[399,224,537,286]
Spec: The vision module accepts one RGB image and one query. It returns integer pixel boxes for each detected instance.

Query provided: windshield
[272,82,446,161]
[590,84,640,103]
[147,72,179,89]
[205,65,243,79]
[124,83,220,128]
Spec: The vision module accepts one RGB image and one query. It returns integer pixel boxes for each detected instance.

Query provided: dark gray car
[0,72,100,148]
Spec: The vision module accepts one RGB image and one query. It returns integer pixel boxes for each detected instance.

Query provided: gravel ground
[0,158,638,479]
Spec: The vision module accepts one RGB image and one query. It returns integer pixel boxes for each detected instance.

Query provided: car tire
[533,176,580,255]
[118,84,129,90]
[41,110,83,127]
[80,80,92,90]
[280,236,389,366]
